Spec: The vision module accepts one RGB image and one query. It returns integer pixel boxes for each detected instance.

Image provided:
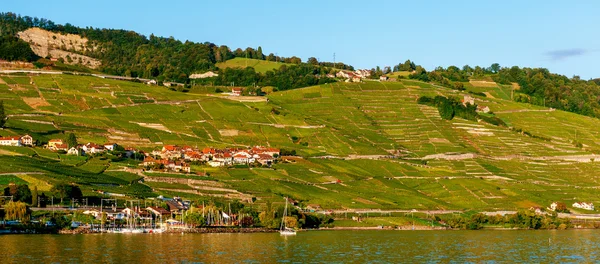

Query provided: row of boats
[104,228,166,234]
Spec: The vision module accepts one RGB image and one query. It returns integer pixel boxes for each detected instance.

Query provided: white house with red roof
[0,136,22,146]
[82,143,105,154]
[233,152,252,164]
[53,143,69,152]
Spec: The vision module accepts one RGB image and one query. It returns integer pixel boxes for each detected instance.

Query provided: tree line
[417,95,506,126]
[193,64,337,92]
[446,210,571,230]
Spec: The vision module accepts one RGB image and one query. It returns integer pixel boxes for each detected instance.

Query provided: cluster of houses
[462,95,491,113]
[0,135,33,147]
[47,139,129,156]
[0,135,138,157]
[142,145,280,172]
[548,201,595,212]
[335,69,372,83]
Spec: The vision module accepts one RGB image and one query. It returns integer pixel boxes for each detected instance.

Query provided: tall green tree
[438,100,455,120]
[3,184,31,203]
[50,183,82,204]
[256,46,264,60]
[490,63,500,73]
[32,186,38,207]
[67,133,77,148]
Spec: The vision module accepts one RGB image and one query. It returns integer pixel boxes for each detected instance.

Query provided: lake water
[0,230,599,263]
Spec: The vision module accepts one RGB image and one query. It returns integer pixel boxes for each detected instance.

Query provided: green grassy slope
[216,58,292,73]
[1,73,600,212]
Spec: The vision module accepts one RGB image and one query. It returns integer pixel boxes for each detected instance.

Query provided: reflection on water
[1,230,599,263]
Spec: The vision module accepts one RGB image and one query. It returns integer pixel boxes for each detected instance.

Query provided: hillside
[215,58,292,74]
[1,72,600,212]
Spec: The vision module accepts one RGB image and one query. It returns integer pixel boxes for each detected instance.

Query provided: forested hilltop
[0,12,351,84]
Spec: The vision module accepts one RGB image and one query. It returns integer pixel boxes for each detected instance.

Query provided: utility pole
[333,53,336,69]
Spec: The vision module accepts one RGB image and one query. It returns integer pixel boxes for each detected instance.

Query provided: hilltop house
[336,71,350,79]
[355,69,372,78]
[573,202,594,211]
[0,136,22,147]
[380,76,389,81]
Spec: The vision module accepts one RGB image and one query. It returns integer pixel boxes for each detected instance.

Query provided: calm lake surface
[1,230,599,263]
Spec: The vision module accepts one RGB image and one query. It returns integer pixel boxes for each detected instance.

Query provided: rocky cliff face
[17,27,101,69]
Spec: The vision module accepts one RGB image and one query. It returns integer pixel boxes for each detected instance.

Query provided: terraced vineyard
[1,72,600,212]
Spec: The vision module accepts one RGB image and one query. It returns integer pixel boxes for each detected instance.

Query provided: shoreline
[4,223,599,235]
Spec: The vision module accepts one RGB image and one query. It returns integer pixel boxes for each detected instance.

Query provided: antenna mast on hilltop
[333,53,336,69]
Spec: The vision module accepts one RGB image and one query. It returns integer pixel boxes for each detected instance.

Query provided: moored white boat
[280,197,297,236]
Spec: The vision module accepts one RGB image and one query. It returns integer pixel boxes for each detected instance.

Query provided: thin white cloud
[545,48,587,61]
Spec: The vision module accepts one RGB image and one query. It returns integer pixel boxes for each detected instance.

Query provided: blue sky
[3,0,599,78]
